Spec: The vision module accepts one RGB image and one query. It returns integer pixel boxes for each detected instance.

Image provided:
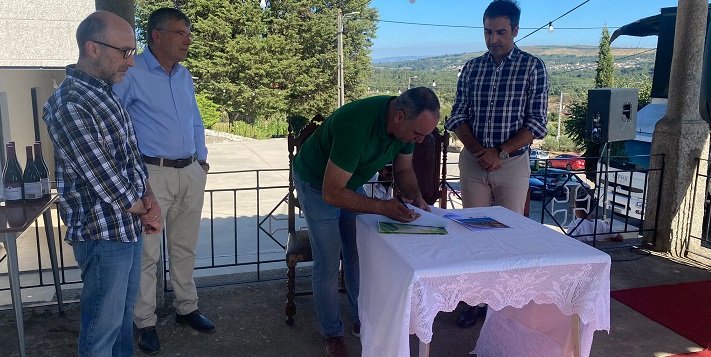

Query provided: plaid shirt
[445,46,549,150]
[43,65,148,243]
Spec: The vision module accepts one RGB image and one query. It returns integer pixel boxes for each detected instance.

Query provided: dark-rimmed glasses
[91,40,136,59]
[156,28,193,39]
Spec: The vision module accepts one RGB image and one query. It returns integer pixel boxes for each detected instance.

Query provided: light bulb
[548,22,554,33]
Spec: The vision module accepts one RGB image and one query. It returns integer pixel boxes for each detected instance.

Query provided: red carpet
[611,280,711,349]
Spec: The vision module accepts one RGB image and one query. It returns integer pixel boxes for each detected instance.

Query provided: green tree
[195,94,221,129]
[595,27,615,88]
[135,0,377,136]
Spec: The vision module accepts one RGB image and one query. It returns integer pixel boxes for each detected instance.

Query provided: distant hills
[371,45,655,71]
[367,45,656,99]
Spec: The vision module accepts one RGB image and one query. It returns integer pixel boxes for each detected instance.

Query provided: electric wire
[517,0,591,43]
[377,19,612,31]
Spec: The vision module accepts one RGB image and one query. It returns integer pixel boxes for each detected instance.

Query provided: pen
[396,194,408,208]
[396,195,415,218]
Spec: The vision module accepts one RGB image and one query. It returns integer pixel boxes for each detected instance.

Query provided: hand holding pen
[393,194,420,222]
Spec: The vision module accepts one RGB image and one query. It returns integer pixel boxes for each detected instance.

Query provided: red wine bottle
[34,142,50,199]
[22,145,42,202]
[3,143,23,203]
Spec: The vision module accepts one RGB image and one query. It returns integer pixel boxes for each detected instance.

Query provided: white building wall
[0,0,94,176]
[0,0,94,67]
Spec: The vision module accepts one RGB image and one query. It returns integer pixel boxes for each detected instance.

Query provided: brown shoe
[322,336,348,357]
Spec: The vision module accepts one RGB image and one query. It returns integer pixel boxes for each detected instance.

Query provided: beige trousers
[134,161,207,328]
[458,148,530,214]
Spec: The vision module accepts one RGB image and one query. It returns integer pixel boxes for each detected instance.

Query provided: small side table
[0,195,64,357]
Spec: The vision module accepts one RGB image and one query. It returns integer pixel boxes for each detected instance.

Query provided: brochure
[378,204,451,228]
[443,214,509,231]
[378,222,448,235]
[377,204,451,235]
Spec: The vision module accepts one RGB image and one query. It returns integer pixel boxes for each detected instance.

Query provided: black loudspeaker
[586,88,638,143]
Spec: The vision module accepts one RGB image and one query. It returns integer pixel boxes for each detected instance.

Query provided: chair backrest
[411,128,449,207]
[287,114,324,231]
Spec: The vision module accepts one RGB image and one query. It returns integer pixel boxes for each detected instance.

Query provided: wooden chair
[285,114,323,325]
[411,128,450,208]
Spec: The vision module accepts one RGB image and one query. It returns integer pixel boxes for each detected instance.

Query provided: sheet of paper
[379,204,450,228]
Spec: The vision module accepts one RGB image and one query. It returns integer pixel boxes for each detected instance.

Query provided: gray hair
[394,87,440,121]
[147,8,191,46]
[76,11,109,57]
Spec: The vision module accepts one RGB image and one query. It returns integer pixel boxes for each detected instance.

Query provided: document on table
[378,204,450,234]
[443,213,510,231]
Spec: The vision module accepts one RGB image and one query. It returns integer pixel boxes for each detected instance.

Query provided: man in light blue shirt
[113,7,213,354]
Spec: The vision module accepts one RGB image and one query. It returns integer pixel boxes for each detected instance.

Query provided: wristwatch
[495,146,509,160]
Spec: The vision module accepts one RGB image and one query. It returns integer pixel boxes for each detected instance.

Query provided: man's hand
[409,196,431,212]
[141,203,163,234]
[474,148,503,172]
[380,197,421,223]
[127,199,147,215]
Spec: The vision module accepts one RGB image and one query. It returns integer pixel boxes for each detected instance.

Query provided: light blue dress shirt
[113,48,207,161]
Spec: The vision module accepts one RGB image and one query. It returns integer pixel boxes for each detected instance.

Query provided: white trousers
[134,161,207,328]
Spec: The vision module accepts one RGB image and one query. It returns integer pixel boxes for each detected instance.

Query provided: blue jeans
[293,173,361,337]
[72,238,143,357]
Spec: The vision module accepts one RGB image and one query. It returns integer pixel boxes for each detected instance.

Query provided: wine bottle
[34,142,50,199]
[22,145,42,202]
[3,143,23,204]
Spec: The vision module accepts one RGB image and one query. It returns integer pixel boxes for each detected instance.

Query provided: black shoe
[352,322,361,338]
[322,336,348,357]
[176,310,216,333]
[137,326,160,355]
[457,305,486,328]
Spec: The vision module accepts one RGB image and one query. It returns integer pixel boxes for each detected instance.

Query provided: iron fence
[1,152,666,304]
[691,157,711,249]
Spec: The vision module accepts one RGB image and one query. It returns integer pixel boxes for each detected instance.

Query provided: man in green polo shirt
[293,87,440,357]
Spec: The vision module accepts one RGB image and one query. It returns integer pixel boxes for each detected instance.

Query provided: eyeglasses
[91,40,136,59]
[157,28,193,39]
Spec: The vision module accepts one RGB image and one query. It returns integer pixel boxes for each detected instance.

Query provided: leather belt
[509,147,528,157]
[142,153,197,168]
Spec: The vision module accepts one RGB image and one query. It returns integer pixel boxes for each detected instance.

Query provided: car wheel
[566,164,572,170]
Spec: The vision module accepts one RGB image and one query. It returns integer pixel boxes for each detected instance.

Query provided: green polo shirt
[294,96,415,191]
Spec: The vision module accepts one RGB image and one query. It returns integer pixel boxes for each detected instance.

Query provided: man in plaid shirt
[444,0,549,328]
[43,11,163,356]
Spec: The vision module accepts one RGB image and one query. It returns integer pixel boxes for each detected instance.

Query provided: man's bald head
[76,11,133,58]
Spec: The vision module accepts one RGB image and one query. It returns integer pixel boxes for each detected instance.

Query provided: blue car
[529,176,546,200]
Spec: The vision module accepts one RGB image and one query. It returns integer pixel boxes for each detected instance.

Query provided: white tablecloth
[356,206,611,357]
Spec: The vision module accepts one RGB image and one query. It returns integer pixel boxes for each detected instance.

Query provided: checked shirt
[43,65,148,243]
[445,46,549,149]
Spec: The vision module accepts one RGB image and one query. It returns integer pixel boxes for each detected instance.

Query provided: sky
[368,0,681,59]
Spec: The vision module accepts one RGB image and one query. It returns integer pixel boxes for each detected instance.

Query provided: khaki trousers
[458,149,530,214]
[134,161,207,328]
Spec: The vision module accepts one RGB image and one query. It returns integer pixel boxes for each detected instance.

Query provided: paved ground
[1,250,710,357]
[1,135,711,356]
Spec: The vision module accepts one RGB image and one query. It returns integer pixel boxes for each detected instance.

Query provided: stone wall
[0,0,94,67]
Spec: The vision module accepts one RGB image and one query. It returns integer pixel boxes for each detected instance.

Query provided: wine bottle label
[23,182,42,200]
[40,178,50,195]
[4,184,22,200]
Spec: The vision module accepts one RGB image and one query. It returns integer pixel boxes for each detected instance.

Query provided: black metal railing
[691,157,711,249]
[0,152,667,303]
[443,153,663,250]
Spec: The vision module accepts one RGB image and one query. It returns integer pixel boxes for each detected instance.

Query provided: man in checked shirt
[43,11,163,356]
[444,0,548,328]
